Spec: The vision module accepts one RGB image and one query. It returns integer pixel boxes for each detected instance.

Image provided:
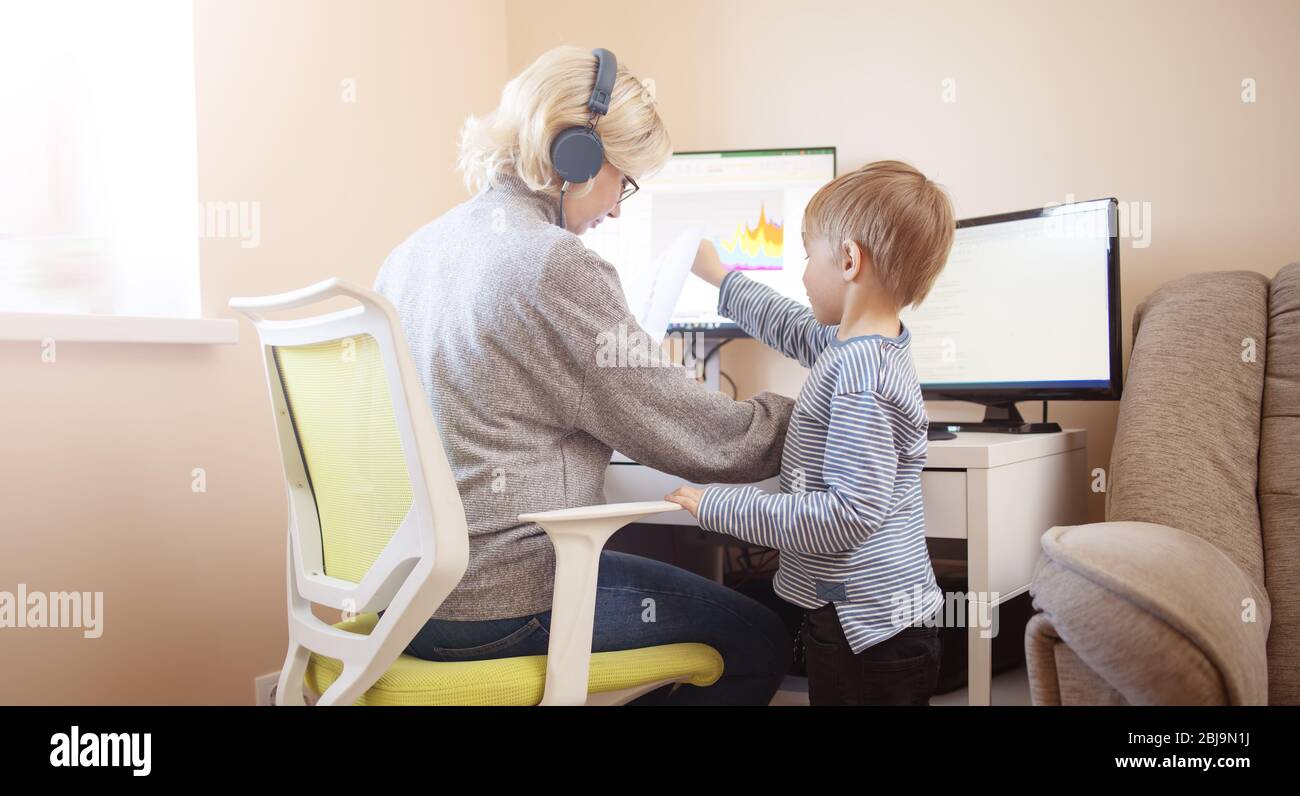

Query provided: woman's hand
[691,240,729,287]
[665,485,705,519]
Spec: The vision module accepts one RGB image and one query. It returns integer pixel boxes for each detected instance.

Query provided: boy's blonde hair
[803,160,955,309]
[458,46,672,199]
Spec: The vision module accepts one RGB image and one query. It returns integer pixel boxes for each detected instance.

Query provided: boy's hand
[665,485,705,519]
[691,240,729,287]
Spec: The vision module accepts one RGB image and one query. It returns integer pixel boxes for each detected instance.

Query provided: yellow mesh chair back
[231,279,469,706]
[273,335,411,583]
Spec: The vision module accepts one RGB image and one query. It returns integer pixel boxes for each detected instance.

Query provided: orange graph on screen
[717,203,784,270]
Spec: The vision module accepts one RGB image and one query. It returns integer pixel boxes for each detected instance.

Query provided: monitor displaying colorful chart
[583,147,837,334]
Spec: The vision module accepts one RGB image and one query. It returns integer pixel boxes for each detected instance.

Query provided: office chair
[230,278,723,705]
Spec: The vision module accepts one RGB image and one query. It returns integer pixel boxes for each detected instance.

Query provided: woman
[374,46,794,704]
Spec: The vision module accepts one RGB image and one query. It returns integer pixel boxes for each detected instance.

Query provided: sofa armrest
[519,501,680,705]
[1029,521,1271,705]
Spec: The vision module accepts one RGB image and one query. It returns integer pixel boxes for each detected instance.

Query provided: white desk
[604,429,1089,706]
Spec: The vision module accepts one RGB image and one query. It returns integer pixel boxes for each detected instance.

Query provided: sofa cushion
[1108,270,1270,588]
[1261,262,1300,704]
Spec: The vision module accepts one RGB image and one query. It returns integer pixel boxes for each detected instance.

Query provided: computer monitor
[582,147,837,335]
[901,197,1123,432]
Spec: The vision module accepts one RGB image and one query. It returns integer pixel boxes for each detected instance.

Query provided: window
[0,0,202,321]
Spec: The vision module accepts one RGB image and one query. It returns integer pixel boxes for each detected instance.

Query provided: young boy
[666,160,956,706]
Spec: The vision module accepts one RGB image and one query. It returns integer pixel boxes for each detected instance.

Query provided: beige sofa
[1025,263,1299,705]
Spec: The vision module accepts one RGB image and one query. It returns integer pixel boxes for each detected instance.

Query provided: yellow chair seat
[303,613,725,706]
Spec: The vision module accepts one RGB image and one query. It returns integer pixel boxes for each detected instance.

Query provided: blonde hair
[802,160,956,309]
[458,46,672,199]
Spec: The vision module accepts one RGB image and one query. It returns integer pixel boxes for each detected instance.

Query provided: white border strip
[0,313,239,344]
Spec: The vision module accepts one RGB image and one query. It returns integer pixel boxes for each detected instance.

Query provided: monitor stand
[930,401,1062,435]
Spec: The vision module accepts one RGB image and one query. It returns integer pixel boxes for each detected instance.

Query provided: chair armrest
[518,500,683,524]
[1030,521,1271,704]
[519,501,680,705]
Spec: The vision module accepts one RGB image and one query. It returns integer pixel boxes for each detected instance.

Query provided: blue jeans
[397,551,792,705]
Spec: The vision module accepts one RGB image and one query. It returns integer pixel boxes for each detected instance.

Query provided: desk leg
[967,599,992,706]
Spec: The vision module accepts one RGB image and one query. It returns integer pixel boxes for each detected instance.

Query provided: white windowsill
[0,312,239,344]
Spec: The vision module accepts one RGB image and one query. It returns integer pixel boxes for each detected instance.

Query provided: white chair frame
[231,279,681,706]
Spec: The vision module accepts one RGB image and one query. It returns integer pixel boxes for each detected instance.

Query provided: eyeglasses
[617,175,639,205]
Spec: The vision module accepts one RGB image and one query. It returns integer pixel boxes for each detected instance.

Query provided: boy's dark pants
[801,603,941,706]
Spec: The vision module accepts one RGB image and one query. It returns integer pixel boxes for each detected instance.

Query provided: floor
[769,664,1033,706]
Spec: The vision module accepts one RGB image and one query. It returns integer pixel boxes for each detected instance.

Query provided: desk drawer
[922,469,967,539]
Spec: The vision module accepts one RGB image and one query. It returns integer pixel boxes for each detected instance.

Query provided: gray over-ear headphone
[551,48,617,228]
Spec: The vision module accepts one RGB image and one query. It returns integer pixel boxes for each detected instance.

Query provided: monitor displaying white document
[901,197,1122,399]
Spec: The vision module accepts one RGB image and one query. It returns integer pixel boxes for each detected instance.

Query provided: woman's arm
[544,239,794,485]
[576,346,793,484]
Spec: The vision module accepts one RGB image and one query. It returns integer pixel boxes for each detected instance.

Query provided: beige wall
[0,0,506,704]
[506,0,1300,523]
[2,0,1297,704]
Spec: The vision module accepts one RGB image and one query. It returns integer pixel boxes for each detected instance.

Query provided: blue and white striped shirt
[697,272,943,653]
